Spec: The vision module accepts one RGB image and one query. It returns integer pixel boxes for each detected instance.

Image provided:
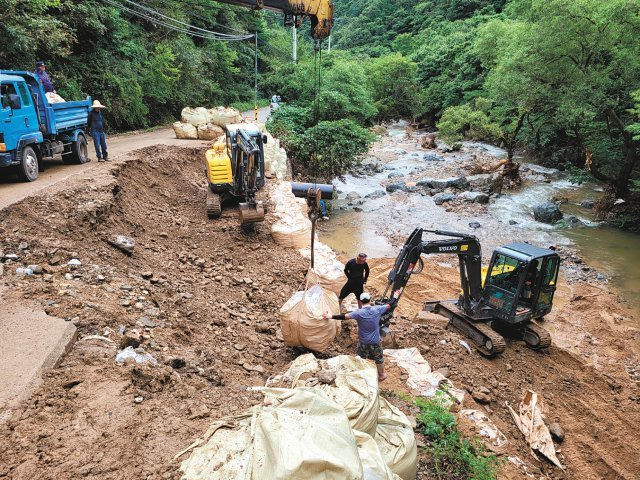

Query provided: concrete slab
[0,288,77,419]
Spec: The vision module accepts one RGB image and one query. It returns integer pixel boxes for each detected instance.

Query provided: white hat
[360,292,371,302]
[91,100,107,109]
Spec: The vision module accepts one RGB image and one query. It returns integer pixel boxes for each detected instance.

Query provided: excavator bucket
[238,201,265,225]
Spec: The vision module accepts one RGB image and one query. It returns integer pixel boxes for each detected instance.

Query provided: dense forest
[2,0,639,228]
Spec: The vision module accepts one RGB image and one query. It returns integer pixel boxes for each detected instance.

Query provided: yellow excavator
[213,0,333,39]
[204,0,333,226]
[206,124,267,225]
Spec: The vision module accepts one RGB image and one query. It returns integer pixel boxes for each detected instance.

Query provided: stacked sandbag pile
[262,132,288,180]
[173,106,242,140]
[179,355,416,480]
[269,181,312,249]
[279,283,340,352]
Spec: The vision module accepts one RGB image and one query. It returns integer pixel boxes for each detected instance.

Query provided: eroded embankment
[0,145,308,479]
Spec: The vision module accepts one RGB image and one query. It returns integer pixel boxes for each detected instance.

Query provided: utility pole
[327,34,331,53]
[292,25,297,63]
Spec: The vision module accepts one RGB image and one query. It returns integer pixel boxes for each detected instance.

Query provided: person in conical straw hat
[88,100,109,162]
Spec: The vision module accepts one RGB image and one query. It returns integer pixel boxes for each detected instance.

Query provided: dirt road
[0,107,269,210]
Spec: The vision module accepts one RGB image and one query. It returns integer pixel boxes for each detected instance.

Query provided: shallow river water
[319,125,640,312]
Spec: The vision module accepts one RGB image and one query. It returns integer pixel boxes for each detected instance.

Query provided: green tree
[367,53,421,122]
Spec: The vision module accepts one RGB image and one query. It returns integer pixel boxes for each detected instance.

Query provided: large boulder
[422,153,445,162]
[467,173,503,193]
[533,202,563,223]
[433,193,457,205]
[459,191,489,204]
[431,176,469,190]
[386,182,406,193]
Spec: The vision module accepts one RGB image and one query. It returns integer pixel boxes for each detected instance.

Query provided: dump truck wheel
[17,146,39,182]
[69,135,89,164]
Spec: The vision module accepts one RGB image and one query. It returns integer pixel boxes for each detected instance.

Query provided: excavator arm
[212,0,333,39]
[379,228,483,313]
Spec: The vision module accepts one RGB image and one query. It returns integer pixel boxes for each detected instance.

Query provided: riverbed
[319,124,640,313]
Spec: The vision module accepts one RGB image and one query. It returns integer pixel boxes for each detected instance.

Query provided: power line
[101,0,254,41]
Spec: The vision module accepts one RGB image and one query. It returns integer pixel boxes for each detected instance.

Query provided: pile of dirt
[0,143,638,480]
[0,145,308,479]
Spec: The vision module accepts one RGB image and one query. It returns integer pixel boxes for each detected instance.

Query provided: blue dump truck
[0,70,92,181]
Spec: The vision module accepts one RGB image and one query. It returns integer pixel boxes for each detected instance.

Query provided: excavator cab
[483,244,560,325]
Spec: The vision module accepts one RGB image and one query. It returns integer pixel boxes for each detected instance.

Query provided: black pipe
[290,182,334,200]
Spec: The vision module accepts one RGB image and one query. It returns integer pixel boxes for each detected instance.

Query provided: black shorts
[339,281,363,301]
[358,342,384,364]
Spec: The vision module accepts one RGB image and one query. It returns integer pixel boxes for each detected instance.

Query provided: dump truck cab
[482,243,560,324]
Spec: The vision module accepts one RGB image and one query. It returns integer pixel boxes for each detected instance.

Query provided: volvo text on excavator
[205,124,267,226]
[377,228,560,357]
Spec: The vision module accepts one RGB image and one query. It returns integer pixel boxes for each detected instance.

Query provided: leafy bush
[416,395,501,480]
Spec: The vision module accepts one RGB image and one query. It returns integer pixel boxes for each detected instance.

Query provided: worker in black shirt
[339,253,370,312]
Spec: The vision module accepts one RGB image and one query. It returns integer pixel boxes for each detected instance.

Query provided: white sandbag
[172,121,198,140]
[280,283,340,351]
[181,107,210,127]
[197,123,224,141]
[179,388,365,480]
[208,106,242,127]
[375,397,418,480]
[45,92,65,103]
[301,242,345,294]
[270,182,312,249]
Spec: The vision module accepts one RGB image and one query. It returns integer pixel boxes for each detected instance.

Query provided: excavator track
[522,322,552,350]
[206,191,221,219]
[426,301,506,357]
[473,321,507,357]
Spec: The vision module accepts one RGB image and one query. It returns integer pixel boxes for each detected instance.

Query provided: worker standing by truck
[87,100,108,162]
[33,61,55,94]
[339,253,370,312]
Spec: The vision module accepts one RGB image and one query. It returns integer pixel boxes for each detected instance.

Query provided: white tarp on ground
[460,409,508,451]
[384,348,465,405]
[507,390,563,469]
[265,354,417,480]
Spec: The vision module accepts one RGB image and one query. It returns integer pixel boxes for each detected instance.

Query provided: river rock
[365,190,386,199]
[421,133,437,149]
[108,235,135,255]
[388,171,403,179]
[468,222,481,229]
[564,215,585,227]
[548,422,565,443]
[459,191,489,204]
[467,173,503,193]
[431,176,468,190]
[386,182,406,193]
[433,193,457,205]
[533,202,563,223]
[422,153,444,162]
[580,199,595,209]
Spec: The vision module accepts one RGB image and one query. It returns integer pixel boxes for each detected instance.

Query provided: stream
[318,123,640,313]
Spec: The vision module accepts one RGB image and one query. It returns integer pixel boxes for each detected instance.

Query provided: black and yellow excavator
[378,228,560,357]
[206,123,267,225]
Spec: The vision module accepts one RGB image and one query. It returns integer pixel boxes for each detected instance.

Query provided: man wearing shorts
[339,253,370,312]
[324,292,397,382]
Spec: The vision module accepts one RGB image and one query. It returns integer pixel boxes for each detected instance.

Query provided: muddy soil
[0,145,308,479]
[0,144,638,480]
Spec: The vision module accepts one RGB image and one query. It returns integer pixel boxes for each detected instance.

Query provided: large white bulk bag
[181,107,210,127]
[197,123,224,141]
[208,106,242,127]
[280,283,340,352]
[172,121,198,139]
